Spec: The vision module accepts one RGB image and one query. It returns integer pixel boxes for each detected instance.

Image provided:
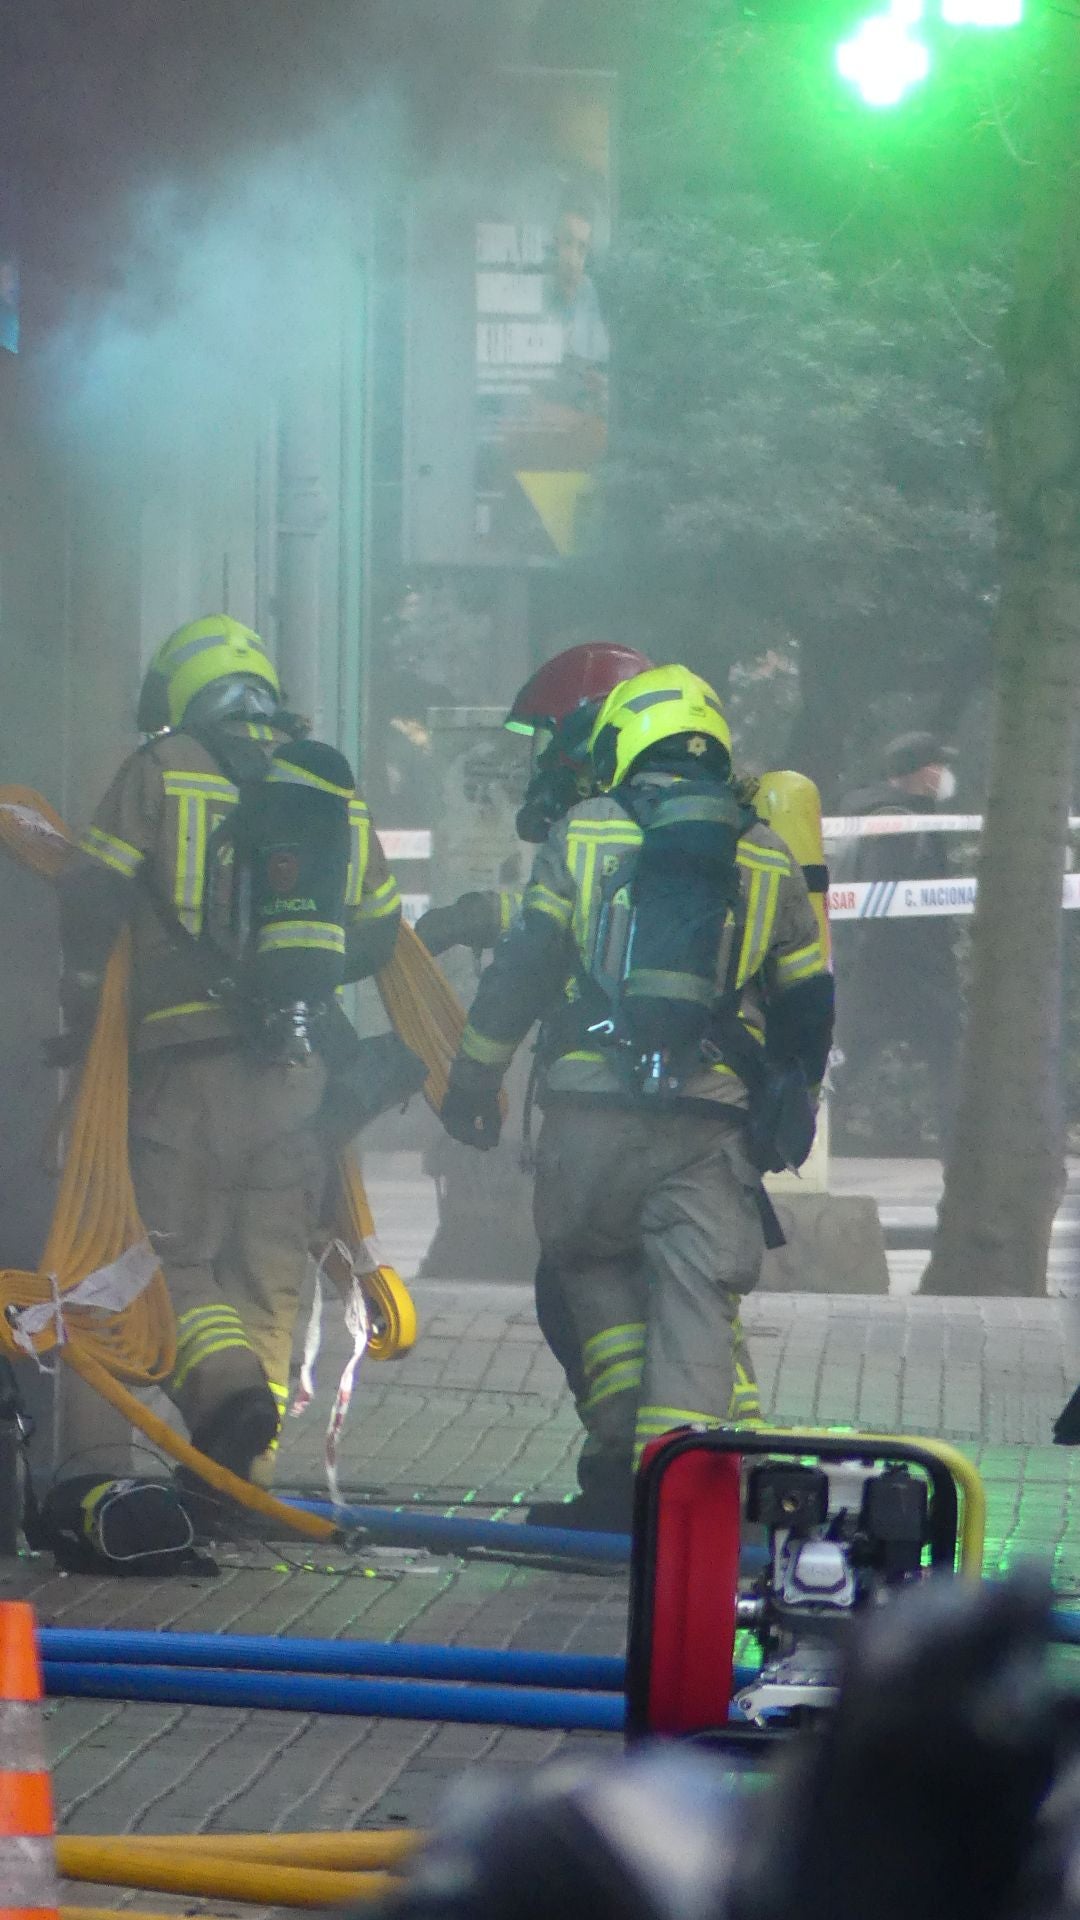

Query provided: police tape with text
[829,874,1080,920]
[380,824,1080,924]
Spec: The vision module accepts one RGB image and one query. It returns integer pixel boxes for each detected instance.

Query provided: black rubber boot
[526,1489,634,1534]
[1054,1382,1080,1445]
[189,1386,281,1477]
[527,1460,634,1535]
[176,1386,281,1534]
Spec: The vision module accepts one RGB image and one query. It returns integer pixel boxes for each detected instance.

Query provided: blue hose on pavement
[285,1497,632,1565]
[39,1628,626,1693]
[43,1661,628,1731]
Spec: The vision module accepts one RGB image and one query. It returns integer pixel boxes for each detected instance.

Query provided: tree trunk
[922,572,1079,1293]
[921,71,1080,1294]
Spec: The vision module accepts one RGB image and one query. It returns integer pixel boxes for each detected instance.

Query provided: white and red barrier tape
[382,817,1080,860]
[830,874,1080,920]
[382,826,1080,922]
[822,812,1080,837]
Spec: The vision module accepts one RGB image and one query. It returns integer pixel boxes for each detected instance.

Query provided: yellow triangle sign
[514,471,592,557]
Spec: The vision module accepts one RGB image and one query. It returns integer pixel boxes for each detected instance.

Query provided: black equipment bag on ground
[33,1474,216,1576]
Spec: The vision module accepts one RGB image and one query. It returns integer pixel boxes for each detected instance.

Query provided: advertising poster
[404,70,614,569]
[473,71,613,560]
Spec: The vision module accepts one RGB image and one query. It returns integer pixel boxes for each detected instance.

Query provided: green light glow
[835,8,932,107]
[941,0,1023,22]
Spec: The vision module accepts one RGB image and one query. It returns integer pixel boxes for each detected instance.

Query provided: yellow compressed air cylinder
[754,769,831,962]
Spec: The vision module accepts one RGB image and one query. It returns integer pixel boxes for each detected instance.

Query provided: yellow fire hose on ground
[61,1911,233,1920]
[57,1842,394,1906]
[54,1824,421,1912]
[0,788,465,1543]
[68,1828,422,1867]
[61,1912,231,1920]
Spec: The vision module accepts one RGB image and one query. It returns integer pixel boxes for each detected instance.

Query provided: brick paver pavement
[5,1158,1080,1916]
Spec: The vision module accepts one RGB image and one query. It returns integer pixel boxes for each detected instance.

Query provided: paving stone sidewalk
[7,1249,1080,1914]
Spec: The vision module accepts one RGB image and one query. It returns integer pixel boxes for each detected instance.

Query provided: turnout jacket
[60,728,401,1052]
[457,772,833,1107]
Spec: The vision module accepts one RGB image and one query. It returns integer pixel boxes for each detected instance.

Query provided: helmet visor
[183,675,279,731]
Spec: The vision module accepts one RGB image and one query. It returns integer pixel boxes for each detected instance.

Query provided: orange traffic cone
[0,1602,59,1920]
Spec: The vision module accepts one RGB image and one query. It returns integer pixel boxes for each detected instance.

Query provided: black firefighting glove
[441,1057,503,1152]
[43,971,103,1070]
[726,1568,1056,1920]
[415,892,498,957]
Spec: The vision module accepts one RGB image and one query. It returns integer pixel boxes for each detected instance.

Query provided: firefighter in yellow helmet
[441,664,834,1530]
[53,616,402,1489]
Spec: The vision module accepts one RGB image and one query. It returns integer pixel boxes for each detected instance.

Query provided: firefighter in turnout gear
[415,643,652,1411]
[441,665,834,1531]
[55,616,402,1485]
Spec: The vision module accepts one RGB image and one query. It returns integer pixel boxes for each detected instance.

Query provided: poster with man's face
[473,73,612,560]
[0,175,19,356]
[404,70,614,570]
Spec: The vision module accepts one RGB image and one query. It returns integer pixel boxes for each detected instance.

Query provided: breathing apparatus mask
[183,675,280,732]
[183,676,308,784]
[515,703,598,843]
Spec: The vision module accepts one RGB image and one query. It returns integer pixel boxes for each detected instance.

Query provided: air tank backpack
[591,779,748,1097]
[201,739,354,1063]
[588,779,816,1174]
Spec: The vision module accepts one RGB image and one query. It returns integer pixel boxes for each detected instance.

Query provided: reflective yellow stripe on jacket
[79,824,146,879]
[360,875,402,923]
[256,920,347,958]
[565,817,639,953]
[162,770,238,934]
[346,800,371,908]
[774,938,827,988]
[171,1303,256,1395]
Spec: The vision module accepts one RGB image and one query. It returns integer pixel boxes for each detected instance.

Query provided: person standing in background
[833,731,960,1153]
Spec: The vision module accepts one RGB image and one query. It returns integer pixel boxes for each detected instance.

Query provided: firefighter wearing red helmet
[413,642,651,957]
[414,642,651,1428]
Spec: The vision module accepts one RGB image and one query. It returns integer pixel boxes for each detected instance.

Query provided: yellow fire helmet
[589,663,733,791]
[148,616,281,729]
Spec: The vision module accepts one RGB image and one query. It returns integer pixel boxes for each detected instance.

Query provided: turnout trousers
[532,1098,764,1487]
[129,1045,328,1472]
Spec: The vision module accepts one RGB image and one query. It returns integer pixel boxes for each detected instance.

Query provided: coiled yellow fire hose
[0,788,465,1542]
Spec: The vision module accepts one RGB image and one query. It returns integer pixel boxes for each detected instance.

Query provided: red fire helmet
[506,643,653,736]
